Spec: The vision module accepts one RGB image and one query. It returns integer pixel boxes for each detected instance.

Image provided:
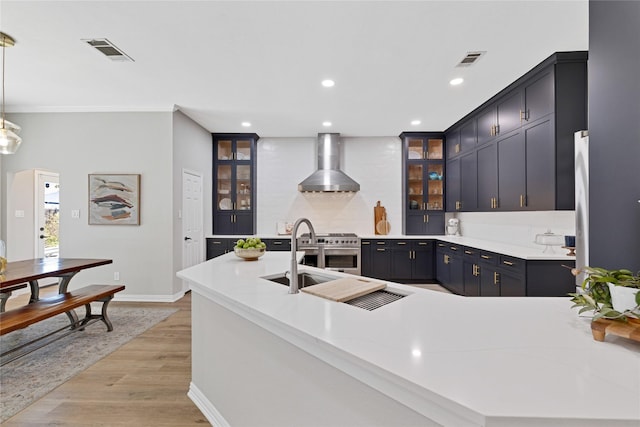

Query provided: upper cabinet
[445,51,587,212]
[401,132,445,235]
[212,133,259,235]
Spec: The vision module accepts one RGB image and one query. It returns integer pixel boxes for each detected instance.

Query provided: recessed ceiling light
[411,120,421,126]
[322,121,332,127]
[321,79,335,88]
[241,122,251,127]
[450,78,464,86]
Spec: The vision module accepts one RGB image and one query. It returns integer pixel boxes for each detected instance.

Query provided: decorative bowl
[234,247,266,261]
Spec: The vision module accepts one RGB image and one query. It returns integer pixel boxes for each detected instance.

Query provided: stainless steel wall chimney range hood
[298,133,360,192]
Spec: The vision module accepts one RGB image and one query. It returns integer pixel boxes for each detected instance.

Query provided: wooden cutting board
[301,277,386,302]
[374,201,387,235]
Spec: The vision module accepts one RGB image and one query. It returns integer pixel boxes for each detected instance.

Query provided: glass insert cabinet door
[216,138,252,161]
[427,138,443,160]
[427,163,444,210]
[216,164,233,210]
[407,164,424,210]
[406,137,444,160]
[236,164,252,211]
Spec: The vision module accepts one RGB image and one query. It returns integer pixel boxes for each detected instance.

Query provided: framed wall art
[88,174,140,225]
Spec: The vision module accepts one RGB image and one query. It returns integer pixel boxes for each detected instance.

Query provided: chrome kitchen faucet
[289,218,316,294]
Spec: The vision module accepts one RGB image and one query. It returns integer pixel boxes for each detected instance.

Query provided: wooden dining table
[0,258,112,312]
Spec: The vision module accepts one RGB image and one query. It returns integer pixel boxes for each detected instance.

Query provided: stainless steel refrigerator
[574,130,589,287]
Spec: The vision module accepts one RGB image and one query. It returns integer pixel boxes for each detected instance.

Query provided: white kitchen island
[177,252,640,427]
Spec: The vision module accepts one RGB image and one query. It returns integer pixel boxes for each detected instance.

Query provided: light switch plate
[71,209,80,219]
[15,210,25,218]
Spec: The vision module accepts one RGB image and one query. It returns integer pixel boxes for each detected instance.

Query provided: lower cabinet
[436,242,464,295]
[262,238,292,252]
[435,240,573,297]
[362,239,434,283]
[206,238,236,259]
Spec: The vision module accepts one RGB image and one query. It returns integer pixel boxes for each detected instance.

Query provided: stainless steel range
[297,233,361,275]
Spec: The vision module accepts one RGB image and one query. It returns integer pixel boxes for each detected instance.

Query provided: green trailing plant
[569,266,640,321]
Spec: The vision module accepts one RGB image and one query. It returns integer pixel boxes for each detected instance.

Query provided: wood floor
[3,287,209,426]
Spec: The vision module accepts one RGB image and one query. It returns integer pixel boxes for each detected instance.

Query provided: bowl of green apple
[234,237,267,261]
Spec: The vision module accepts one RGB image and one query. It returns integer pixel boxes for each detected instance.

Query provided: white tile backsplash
[450,211,575,250]
[257,136,576,249]
[257,136,402,235]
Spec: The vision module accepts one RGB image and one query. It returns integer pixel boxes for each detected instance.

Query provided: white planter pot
[607,283,640,313]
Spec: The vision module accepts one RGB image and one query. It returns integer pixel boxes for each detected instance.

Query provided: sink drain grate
[345,290,405,311]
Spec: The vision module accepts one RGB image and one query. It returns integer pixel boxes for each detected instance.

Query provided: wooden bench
[0,285,125,364]
[0,282,29,312]
[0,284,125,335]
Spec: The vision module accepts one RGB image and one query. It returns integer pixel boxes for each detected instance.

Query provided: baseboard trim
[114,291,185,303]
[188,382,230,427]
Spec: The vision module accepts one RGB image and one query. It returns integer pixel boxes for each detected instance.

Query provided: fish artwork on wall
[88,174,140,225]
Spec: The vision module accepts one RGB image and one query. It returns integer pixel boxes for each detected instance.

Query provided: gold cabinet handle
[480,254,490,260]
[418,242,428,246]
[422,202,426,210]
[397,242,407,245]
[464,250,472,255]
[376,241,386,245]
[450,246,458,251]
[503,260,514,266]
[362,241,370,245]
[273,241,282,245]
[494,271,500,285]
[377,248,386,252]
[455,143,460,153]
[425,215,429,223]
[424,150,427,159]
[495,124,499,135]
[444,254,450,264]
[438,243,446,247]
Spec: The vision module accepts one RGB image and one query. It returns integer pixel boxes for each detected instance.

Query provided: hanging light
[0,32,21,155]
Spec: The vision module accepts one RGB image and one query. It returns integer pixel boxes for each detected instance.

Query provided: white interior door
[182,169,204,292]
[36,172,60,258]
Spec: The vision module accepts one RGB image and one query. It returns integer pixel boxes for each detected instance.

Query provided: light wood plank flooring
[3,287,208,426]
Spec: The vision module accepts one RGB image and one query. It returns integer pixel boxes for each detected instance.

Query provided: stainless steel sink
[262,271,338,288]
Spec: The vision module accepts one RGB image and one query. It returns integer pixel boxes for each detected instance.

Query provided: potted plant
[570,266,640,320]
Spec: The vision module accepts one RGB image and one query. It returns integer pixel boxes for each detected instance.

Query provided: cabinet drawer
[463,246,479,260]
[448,244,461,253]
[265,239,291,251]
[499,255,525,274]
[478,250,498,265]
[413,240,432,250]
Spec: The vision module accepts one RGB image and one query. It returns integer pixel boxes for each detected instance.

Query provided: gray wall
[172,110,213,295]
[1,112,182,300]
[588,1,640,271]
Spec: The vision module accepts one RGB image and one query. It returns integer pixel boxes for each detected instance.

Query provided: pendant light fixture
[0,32,22,155]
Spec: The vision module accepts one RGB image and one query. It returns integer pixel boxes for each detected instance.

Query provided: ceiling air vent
[456,51,486,67]
[83,38,134,62]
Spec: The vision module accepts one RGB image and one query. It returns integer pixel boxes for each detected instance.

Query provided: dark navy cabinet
[206,238,235,259]
[401,132,445,235]
[363,239,434,283]
[435,240,572,297]
[445,51,587,212]
[213,133,258,235]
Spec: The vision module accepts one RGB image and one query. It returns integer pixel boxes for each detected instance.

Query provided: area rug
[0,303,178,422]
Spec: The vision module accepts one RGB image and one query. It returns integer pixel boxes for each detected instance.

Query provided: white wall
[256,136,402,236]
[172,110,213,295]
[1,112,177,300]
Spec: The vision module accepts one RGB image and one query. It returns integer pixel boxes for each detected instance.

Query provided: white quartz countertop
[178,252,640,426]
[206,234,574,260]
